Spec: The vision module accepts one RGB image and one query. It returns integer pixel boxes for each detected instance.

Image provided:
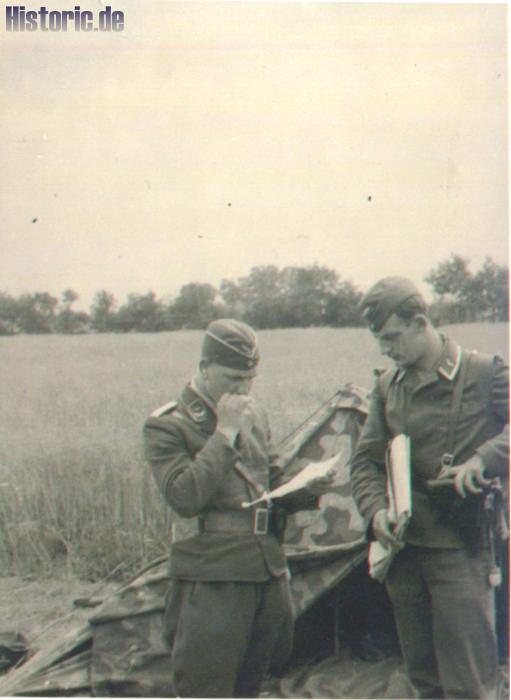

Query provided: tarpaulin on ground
[0,384,415,698]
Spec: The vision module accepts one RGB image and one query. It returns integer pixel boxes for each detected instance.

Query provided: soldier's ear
[413,314,428,331]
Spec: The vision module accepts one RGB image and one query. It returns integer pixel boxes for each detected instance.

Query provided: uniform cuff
[363,500,388,541]
[476,444,505,479]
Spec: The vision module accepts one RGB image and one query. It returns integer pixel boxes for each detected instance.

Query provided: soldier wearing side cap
[349,277,508,699]
[143,319,332,698]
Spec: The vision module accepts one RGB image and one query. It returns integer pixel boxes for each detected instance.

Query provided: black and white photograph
[0,2,508,697]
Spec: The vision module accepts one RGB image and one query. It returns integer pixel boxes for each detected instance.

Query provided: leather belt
[200,509,271,535]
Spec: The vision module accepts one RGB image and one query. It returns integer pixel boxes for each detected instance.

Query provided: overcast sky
[1,1,507,309]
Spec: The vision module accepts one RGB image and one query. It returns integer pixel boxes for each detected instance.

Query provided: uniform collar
[190,376,218,413]
[436,336,462,381]
[394,335,462,384]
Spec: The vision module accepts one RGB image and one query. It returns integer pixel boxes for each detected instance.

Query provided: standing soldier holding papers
[143,319,333,698]
[350,277,508,699]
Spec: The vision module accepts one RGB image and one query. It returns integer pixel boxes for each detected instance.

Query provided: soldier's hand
[439,455,491,498]
[305,469,336,496]
[216,394,254,445]
[372,509,403,550]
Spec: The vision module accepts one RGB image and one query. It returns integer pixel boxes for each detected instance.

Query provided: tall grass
[0,324,507,580]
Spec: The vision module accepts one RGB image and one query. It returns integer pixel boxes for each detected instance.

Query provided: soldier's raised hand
[216,394,254,445]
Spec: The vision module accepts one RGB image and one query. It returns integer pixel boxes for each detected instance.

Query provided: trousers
[386,545,498,699]
[163,576,294,698]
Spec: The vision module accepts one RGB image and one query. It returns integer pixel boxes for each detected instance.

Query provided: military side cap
[202,319,259,370]
[360,277,423,332]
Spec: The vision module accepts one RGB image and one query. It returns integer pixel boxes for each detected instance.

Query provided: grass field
[0,323,508,581]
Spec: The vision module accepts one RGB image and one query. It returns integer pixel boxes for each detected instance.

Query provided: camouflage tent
[0,384,411,698]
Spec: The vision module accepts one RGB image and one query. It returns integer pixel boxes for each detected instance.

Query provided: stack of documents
[368,434,412,582]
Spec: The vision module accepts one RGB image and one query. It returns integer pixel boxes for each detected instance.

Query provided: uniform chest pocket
[458,398,486,429]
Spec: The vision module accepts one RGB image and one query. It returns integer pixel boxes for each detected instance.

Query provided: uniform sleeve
[476,358,509,478]
[143,416,240,518]
[349,379,390,537]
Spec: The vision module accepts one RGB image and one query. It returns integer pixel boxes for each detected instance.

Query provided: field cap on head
[360,277,423,332]
[202,319,259,370]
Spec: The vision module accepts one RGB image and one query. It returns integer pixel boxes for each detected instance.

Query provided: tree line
[0,256,507,335]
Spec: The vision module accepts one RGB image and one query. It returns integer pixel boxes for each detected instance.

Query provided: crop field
[0,323,508,581]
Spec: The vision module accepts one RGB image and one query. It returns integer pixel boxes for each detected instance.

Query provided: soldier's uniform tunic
[350,336,509,698]
[144,380,316,697]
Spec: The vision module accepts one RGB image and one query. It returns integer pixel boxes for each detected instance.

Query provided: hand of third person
[305,469,336,496]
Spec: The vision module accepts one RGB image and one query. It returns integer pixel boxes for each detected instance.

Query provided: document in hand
[368,434,412,582]
[241,452,339,508]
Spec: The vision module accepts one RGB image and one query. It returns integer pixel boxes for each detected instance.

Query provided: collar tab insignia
[437,344,462,382]
[186,398,209,423]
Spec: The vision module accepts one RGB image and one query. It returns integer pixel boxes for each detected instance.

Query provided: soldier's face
[373,314,427,368]
[201,362,258,403]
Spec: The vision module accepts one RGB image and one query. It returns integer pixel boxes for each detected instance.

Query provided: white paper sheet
[388,434,412,523]
[241,452,339,508]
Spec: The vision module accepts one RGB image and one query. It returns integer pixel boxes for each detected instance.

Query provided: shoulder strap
[445,350,472,458]
[467,351,500,402]
[150,400,177,418]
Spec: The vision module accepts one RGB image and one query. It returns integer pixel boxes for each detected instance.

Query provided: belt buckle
[254,508,269,535]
